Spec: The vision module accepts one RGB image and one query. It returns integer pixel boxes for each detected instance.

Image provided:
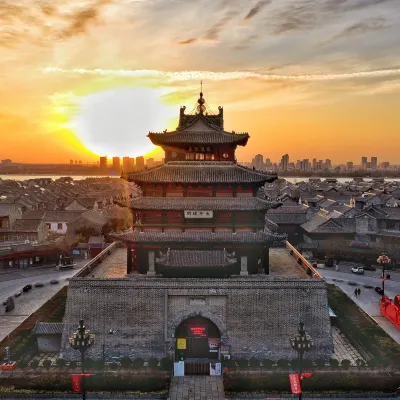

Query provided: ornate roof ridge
[177,113,221,131]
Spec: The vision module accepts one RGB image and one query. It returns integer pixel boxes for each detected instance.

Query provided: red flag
[289,373,302,394]
[300,372,312,380]
[71,374,94,393]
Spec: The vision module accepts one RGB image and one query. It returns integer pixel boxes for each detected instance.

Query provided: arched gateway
[175,316,221,361]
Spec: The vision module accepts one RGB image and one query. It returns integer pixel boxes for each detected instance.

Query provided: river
[1,174,400,184]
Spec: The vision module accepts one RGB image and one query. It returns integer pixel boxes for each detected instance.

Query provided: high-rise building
[380,162,390,169]
[325,159,332,169]
[100,156,107,170]
[361,157,367,169]
[371,156,378,169]
[346,161,353,170]
[112,157,121,171]
[253,154,264,170]
[280,154,289,171]
[70,160,74,165]
[312,158,317,170]
[123,157,135,171]
[135,156,145,169]
[265,158,271,167]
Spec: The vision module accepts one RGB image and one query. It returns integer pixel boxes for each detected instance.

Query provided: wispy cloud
[244,0,271,21]
[203,11,236,42]
[335,17,387,39]
[178,38,197,45]
[43,67,400,82]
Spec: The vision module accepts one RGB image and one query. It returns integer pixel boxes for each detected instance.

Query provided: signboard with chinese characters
[289,374,302,394]
[177,338,187,350]
[188,326,208,337]
[184,210,213,219]
[210,363,221,376]
[208,338,221,352]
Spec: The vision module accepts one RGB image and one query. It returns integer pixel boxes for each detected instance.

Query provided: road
[0,260,88,342]
[317,264,400,344]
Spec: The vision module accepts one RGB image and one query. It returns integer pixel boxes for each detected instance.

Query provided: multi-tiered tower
[61,92,333,364]
[119,92,283,277]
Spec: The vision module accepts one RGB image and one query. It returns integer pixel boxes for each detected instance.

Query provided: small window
[46,223,51,229]
[57,223,63,230]
[386,220,395,230]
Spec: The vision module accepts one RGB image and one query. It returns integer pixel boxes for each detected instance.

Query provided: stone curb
[225,393,397,399]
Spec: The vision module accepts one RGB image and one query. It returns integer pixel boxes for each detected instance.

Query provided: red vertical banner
[289,373,302,394]
[72,374,94,393]
[72,374,82,393]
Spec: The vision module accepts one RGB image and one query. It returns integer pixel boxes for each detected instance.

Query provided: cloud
[203,11,236,42]
[336,17,387,38]
[244,0,271,20]
[324,0,395,12]
[178,38,197,45]
[57,0,112,39]
[43,67,400,82]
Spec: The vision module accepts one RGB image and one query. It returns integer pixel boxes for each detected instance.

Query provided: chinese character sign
[289,374,302,394]
[184,210,213,219]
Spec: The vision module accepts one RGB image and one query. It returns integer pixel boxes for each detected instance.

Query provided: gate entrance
[175,316,221,361]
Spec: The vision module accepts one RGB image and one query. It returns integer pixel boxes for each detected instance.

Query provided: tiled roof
[33,322,63,335]
[112,230,286,244]
[23,210,85,222]
[148,131,249,145]
[156,249,237,267]
[123,162,277,185]
[130,196,281,211]
[68,210,108,226]
[301,213,329,233]
[148,115,249,146]
[268,205,308,214]
[11,219,44,232]
[0,203,17,217]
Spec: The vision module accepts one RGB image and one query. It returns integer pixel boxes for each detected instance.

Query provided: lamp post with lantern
[377,253,391,297]
[290,322,314,400]
[69,320,95,400]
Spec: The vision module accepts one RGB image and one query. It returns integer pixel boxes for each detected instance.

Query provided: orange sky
[1,0,400,165]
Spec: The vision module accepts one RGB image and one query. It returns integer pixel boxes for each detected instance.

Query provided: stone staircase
[168,376,225,400]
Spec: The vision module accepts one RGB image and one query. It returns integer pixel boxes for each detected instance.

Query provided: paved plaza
[91,248,127,278]
[169,376,225,400]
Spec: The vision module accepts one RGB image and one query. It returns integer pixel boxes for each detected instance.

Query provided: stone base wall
[61,277,333,361]
[38,335,62,353]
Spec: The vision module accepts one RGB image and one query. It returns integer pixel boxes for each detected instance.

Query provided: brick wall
[61,277,333,361]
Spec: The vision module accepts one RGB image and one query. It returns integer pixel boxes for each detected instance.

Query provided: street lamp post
[377,253,391,297]
[69,320,95,400]
[290,322,314,400]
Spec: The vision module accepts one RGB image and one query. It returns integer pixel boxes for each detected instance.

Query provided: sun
[70,87,178,158]
[48,87,178,159]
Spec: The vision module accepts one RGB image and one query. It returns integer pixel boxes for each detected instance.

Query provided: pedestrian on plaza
[354,288,358,297]
[357,288,361,296]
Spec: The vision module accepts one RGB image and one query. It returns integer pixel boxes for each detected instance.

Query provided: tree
[148,358,159,369]
[42,359,52,369]
[56,358,66,368]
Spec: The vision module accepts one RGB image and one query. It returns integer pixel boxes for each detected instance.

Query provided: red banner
[72,374,94,393]
[300,372,312,380]
[289,373,302,394]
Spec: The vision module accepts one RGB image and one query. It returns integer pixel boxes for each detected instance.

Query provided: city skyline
[1,0,400,164]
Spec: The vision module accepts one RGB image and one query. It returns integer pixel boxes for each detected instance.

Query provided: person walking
[354,288,358,297]
[357,288,361,296]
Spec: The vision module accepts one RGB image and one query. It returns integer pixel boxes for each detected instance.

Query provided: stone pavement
[169,376,225,400]
[90,248,127,278]
[331,326,364,365]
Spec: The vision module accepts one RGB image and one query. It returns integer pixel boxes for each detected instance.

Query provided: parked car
[351,267,364,274]
[34,282,44,288]
[375,287,383,295]
[15,292,21,298]
[22,284,32,292]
